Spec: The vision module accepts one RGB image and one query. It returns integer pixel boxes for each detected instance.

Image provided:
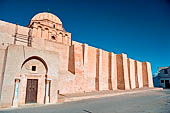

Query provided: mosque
[0,12,153,108]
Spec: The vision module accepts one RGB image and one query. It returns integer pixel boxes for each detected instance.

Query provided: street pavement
[0,89,170,113]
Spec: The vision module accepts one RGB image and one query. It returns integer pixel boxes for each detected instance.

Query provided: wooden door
[25,79,38,103]
[165,80,170,88]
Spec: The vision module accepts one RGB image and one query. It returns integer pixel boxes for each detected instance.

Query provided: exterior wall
[0,20,16,35]
[136,61,143,88]
[146,62,154,88]
[73,42,85,93]
[110,52,117,90]
[127,58,136,89]
[59,41,85,94]
[116,54,130,90]
[0,46,7,100]
[167,67,170,74]
[134,61,139,88]
[30,19,71,46]
[68,45,75,74]
[0,45,59,107]
[159,78,170,88]
[32,38,70,72]
[116,54,124,89]
[96,49,101,91]
[158,67,170,88]
[72,41,84,76]
[86,45,97,92]
[100,50,109,90]
[142,62,149,87]
[0,21,15,46]
[0,13,154,108]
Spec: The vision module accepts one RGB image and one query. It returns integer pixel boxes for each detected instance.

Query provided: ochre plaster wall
[110,52,117,90]
[134,61,139,88]
[86,45,97,92]
[127,58,136,89]
[116,54,130,90]
[0,16,154,107]
[142,62,149,87]
[116,54,125,90]
[146,62,154,88]
[0,46,7,100]
[136,61,143,88]
[0,45,59,107]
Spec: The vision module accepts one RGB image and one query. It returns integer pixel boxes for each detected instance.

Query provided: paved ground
[0,89,170,113]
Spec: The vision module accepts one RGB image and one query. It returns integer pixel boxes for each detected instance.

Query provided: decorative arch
[37,26,42,28]
[52,30,56,35]
[43,28,49,39]
[59,32,63,35]
[58,32,63,42]
[65,34,68,36]
[37,26,42,38]
[21,56,48,74]
[19,56,50,104]
[45,28,49,30]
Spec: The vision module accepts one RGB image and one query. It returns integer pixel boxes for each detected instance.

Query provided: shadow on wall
[153,75,160,87]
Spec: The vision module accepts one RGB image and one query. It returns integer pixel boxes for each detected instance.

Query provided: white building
[158,66,170,88]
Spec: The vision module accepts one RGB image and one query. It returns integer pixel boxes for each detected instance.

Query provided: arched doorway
[20,56,48,104]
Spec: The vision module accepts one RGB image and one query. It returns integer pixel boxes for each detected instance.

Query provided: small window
[164,69,168,74]
[51,36,56,40]
[32,66,36,71]
[161,80,164,83]
[53,24,56,28]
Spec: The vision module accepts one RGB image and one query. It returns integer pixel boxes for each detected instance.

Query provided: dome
[31,12,62,24]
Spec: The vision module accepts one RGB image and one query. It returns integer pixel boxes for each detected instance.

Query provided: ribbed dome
[31,12,62,24]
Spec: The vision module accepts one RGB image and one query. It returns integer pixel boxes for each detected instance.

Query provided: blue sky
[0,0,170,74]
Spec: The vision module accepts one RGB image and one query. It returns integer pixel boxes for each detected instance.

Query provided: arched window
[58,32,63,43]
[45,28,49,30]
[51,35,56,40]
[53,24,56,28]
[37,26,42,38]
[43,28,49,39]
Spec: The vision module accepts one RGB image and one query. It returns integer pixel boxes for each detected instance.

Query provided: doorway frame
[25,79,38,103]
[17,74,46,105]
[165,80,170,88]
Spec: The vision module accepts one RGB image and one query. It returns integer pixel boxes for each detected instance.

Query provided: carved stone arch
[43,28,49,39]
[37,26,42,29]
[45,27,49,30]
[58,32,63,42]
[19,56,49,104]
[65,33,68,36]
[62,33,68,44]
[37,26,42,38]
[52,30,57,36]
[40,25,47,30]
[21,56,48,74]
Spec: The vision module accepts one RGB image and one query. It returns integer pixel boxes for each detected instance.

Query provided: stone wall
[0,19,154,107]
[0,45,59,107]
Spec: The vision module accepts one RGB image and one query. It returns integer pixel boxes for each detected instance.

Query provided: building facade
[158,67,170,88]
[0,12,153,108]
